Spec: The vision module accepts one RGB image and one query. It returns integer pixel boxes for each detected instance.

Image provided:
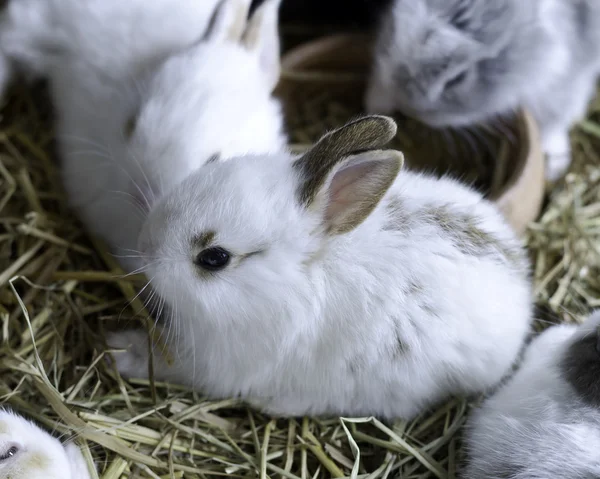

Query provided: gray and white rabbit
[0,410,92,479]
[0,0,285,272]
[463,310,600,478]
[366,0,600,181]
[108,115,533,419]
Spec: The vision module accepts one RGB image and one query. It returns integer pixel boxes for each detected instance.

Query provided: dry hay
[1,73,600,479]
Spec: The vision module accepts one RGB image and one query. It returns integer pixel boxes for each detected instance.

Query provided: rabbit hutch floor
[2,57,600,479]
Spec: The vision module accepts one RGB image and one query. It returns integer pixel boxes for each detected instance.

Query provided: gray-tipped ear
[293,115,398,206]
[302,150,403,235]
[204,0,252,43]
[241,0,282,91]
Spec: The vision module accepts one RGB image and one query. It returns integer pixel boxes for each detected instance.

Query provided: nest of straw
[2,45,600,478]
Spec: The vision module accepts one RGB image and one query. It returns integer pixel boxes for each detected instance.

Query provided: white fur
[0,410,92,479]
[367,0,600,181]
[0,0,286,272]
[109,118,533,419]
[463,311,600,478]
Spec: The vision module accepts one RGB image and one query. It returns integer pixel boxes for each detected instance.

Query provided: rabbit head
[124,0,286,207]
[138,116,402,329]
[0,410,91,479]
[365,0,558,127]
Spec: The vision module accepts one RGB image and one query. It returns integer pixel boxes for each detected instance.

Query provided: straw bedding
[1,66,600,479]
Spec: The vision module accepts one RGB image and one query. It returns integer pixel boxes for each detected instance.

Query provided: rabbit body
[463,311,600,478]
[0,0,222,87]
[110,117,533,419]
[0,0,285,272]
[366,0,600,181]
[0,410,92,479]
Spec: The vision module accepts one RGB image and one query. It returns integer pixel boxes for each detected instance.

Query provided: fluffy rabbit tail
[0,0,59,97]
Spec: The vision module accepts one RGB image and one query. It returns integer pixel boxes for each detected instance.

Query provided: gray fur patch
[560,329,600,408]
[383,198,526,271]
[423,205,526,271]
[383,197,412,231]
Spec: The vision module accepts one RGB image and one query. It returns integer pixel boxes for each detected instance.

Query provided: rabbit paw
[106,329,152,380]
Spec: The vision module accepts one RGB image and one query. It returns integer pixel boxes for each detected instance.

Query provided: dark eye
[0,445,18,461]
[445,70,468,89]
[195,247,231,271]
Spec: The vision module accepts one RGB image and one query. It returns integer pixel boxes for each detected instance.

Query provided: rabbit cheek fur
[114,116,533,419]
[0,410,92,479]
[366,0,600,181]
[463,311,600,479]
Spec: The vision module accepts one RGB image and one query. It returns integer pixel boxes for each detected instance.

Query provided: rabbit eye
[0,445,19,462]
[195,247,231,271]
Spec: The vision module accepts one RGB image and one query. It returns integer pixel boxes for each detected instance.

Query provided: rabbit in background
[463,310,600,478]
[0,0,223,91]
[108,115,533,420]
[366,0,600,182]
[0,0,286,273]
[0,410,92,479]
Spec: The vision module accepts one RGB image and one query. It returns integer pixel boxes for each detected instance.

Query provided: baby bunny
[108,115,533,419]
[0,0,285,273]
[0,410,92,479]
[366,0,600,181]
[463,310,600,479]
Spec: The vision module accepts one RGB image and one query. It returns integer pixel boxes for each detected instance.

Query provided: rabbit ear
[322,151,403,235]
[204,0,252,43]
[294,116,398,206]
[294,116,402,235]
[241,0,282,91]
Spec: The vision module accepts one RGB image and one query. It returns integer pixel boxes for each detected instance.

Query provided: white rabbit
[108,115,533,419]
[0,410,92,479]
[0,0,286,273]
[0,0,223,95]
[462,310,600,479]
[365,0,600,181]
